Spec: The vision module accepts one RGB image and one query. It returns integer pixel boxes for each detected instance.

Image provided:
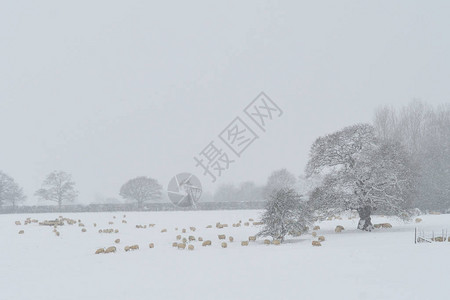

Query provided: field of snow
[1,210,449,300]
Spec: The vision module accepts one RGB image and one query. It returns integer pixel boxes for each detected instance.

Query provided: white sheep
[105,246,117,254]
[335,225,344,233]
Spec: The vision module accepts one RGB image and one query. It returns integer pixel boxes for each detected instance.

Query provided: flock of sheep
[92,218,272,253]
[14,213,433,255]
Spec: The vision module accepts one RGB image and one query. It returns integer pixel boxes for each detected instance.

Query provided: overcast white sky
[1,1,449,204]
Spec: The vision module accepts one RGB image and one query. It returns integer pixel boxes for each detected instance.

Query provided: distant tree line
[1,100,448,222]
[0,170,164,211]
[373,100,450,211]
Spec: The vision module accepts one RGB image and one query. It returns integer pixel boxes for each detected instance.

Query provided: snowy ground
[1,210,449,300]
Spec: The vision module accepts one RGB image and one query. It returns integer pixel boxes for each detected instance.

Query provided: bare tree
[257,188,312,242]
[374,105,399,141]
[35,171,78,210]
[119,176,162,208]
[214,184,239,202]
[416,104,450,210]
[373,101,450,211]
[213,182,263,202]
[264,169,297,198]
[237,181,263,202]
[306,124,415,231]
[0,171,26,209]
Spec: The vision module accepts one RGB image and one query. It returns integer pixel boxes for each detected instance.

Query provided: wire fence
[415,228,448,243]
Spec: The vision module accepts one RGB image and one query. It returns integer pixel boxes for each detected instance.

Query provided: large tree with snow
[306,124,415,231]
[257,188,312,242]
[0,171,26,208]
[119,176,162,208]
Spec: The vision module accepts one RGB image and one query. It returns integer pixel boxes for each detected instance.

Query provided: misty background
[1,1,450,205]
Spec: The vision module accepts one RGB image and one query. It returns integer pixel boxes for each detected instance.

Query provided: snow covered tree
[119,176,162,208]
[0,171,26,208]
[263,168,297,198]
[257,188,312,242]
[35,171,78,210]
[306,124,415,231]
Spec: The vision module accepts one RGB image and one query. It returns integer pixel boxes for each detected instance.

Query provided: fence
[0,201,267,215]
[415,228,448,243]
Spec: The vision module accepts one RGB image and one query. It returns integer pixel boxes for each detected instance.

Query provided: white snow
[1,210,449,300]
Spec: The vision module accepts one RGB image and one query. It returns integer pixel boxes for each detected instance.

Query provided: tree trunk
[357,206,373,231]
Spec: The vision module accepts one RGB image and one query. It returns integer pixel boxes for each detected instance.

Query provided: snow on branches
[35,171,78,209]
[119,176,162,208]
[306,124,415,231]
[0,171,26,208]
[257,188,312,242]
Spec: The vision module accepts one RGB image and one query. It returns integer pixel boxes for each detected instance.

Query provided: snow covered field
[1,210,449,300]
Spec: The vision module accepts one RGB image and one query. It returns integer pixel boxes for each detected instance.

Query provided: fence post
[415,227,417,244]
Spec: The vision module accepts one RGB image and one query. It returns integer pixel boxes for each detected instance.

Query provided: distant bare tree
[119,176,162,208]
[0,171,26,209]
[373,101,450,211]
[374,105,399,141]
[214,184,238,202]
[237,181,263,202]
[264,169,297,199]
[35,171,78,210]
